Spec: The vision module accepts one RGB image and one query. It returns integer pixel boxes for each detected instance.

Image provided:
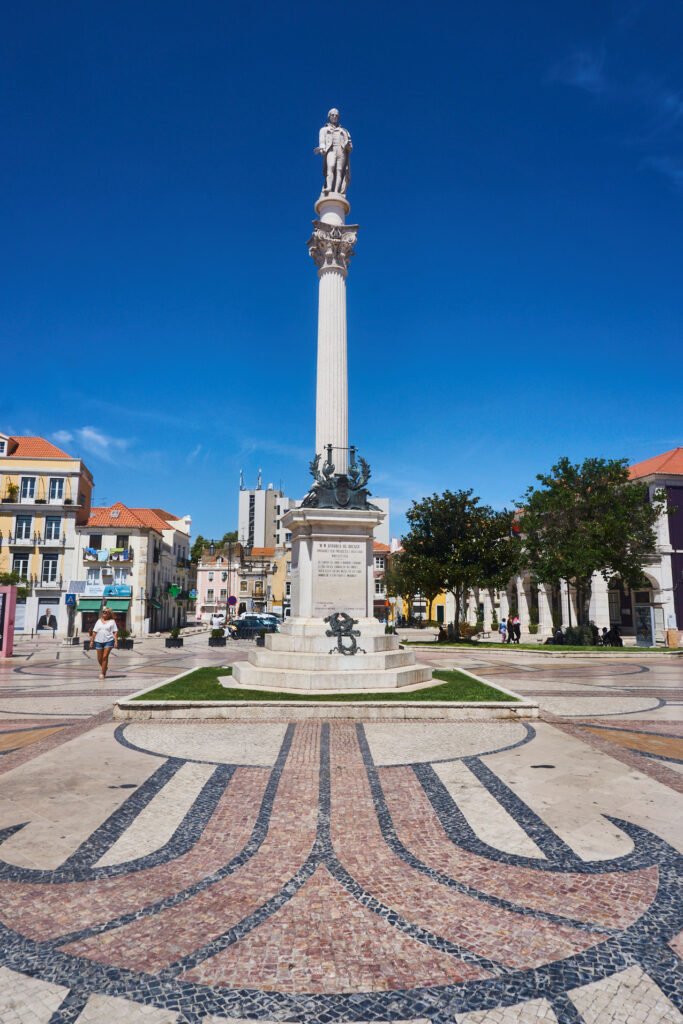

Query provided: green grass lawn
[401,640,670,653]
[132,667,518,703]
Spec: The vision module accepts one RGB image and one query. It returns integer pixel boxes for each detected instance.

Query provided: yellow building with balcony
[0,435,94,634]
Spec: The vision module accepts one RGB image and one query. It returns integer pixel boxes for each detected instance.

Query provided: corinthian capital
[307,221,358,274]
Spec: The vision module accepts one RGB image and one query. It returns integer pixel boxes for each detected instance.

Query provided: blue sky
[2,1,682,539]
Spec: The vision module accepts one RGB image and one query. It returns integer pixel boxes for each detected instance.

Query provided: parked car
[257,613,281,631]
[231,614,278,640]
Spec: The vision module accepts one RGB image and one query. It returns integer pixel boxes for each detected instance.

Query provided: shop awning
[78,599,102,611]
[149,599,162,610]
[104,599,130,611]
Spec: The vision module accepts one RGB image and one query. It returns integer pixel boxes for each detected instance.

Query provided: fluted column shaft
[316,266,348,472]
[307,196,358,477]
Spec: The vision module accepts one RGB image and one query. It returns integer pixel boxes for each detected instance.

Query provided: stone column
[517,577,530,628]
[482,588,494,630]
[590,573,610,630]
[538,584,552,635]
[308,195,358,474]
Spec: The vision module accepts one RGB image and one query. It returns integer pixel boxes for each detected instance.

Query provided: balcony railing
[34,575,63,590]
[83,549,134,564]
[4,533,66,548]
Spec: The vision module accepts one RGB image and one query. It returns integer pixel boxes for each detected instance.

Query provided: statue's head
[327,108,340,125]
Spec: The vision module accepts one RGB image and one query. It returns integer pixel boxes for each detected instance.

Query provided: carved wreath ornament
[324,611,365,655]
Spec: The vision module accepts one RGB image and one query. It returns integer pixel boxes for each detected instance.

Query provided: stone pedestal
[232,507,432,692]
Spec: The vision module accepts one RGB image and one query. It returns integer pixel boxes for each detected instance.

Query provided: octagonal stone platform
[231,617,433,692]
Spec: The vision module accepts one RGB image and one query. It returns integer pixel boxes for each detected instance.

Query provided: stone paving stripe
[0,724,158,870]
[462,756,581,864]
[455,997,560,1022]
[72,992,179,1022]
[60,758,186,870]
[0,726,67,753]
[120,721,290,766]
[432,758,545,858]
[59,724,316,970]
[0,964,68,1023]
[184,864,490,992]
[0,764,267,939]
[488,721,683,856]
[331,725,609,969]
[47,990,91,1024]
[0,707,114,777]
[380,764,658,928]
[568,964,683,1023]
[94,760,218,867]
[583,726,683,762]
[363,721,531,766]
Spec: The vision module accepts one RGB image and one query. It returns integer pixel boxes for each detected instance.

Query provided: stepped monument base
[231,508,432,692]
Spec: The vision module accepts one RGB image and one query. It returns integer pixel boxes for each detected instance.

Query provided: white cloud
[187,443,203,463]
[645,156,683,190]
[70,426,131,463]
[551,48,607,96]
[237,437,310,462]
[51,430,74,444]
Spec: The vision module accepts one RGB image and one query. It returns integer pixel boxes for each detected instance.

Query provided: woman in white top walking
[90,606,119,679]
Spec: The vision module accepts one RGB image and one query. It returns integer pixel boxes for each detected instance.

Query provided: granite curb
[113,668,538,721]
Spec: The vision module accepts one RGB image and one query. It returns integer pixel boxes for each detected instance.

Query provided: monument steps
[231,661,433,692]
[249,648,416,672]
[266,632,398,655]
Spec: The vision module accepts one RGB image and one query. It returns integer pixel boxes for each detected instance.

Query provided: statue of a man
[315,108,352,196]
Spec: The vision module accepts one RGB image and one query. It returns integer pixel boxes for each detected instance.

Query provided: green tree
[518,456,665,626]
[383,552,419,621]
[402,490,506,638]
[191,530,238,563]
[190,535,208,563]
[479,509,522,621]
[384,551,444,623]
[0,571,30,599]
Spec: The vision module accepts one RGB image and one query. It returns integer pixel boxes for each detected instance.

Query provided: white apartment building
[0,434,94,635]
[72,504,193,636]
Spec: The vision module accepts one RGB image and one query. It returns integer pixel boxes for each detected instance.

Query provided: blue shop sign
[103,584,133,598]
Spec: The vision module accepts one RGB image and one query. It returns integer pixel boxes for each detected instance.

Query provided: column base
[231,624,432,692]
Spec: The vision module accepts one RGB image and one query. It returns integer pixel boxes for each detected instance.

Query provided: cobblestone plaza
[0,637,681,1022]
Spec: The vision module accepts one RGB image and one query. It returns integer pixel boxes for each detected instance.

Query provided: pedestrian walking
[499,619,507,643]
[90,607,118,679]
[506,615,514,643]
[513,615,521,644]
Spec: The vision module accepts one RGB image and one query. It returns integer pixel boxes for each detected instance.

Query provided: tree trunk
[578,577,593,626]
[452,587,462,639]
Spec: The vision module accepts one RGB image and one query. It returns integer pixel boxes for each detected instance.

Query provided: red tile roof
[629,448,683,480]
[200,550,242,566]
[373,541,391,552]
[85,502,181,532]
[150,508,180,521]
[130,508,179,532]
[6,436,72,459]
[250,547,276,557]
